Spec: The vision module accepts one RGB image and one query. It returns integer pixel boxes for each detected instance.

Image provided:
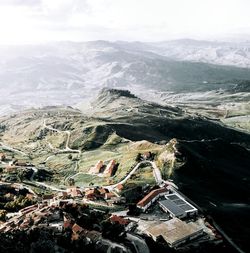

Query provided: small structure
[145,218,203,248]
[143,152,152,160]
[67,187,82,198]
[57,191,68,199]
[115,184,124,193]
[14,160,32,167]
[0,153,6,161]
[103,160,117,177]
[85,189,97,200]
[89,160,104,174]
[63,215,74,229]
[4,165,17,173]
[72,223,83,234]
[110,215,130,225]
[98,187,108,196]
[137,187,169,212]
[104,192,116,200]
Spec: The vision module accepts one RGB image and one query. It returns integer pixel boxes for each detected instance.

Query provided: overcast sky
[0,0,250,44]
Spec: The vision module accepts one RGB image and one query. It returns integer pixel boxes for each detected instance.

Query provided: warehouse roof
[165,193,197,213]
[159,199,186,217]
[145,218,203,247]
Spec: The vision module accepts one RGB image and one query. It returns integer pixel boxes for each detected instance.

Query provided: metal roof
[159,199,186,217]
[165,193,197,213]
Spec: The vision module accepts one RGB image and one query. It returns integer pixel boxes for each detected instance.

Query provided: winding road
[0,142,28,156]
[43,118,81,177]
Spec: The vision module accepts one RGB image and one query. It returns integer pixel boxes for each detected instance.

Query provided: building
[57,191,68,199]
[0,153,6,161]
[88,160,104,174]
[143,151,153,160]
[72,223,83,234]
[4,165,17,173]
[103,160,117,177]
[64,215,74,229]
[110,215,130,225]
[145,218,203,248]
[104,192,116,200]
[98,187,108,196]
[14,160,32,167]
[85,189,97,200]
[159,192,198,218]
[67,187,82,197]
[137,187,169,212]
[115,184,124,193]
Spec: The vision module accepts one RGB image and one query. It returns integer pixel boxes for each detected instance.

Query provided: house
[67,187,82,197]
[26,193,35,200]
[57,191,68,199]
[110,215,130,225]
[4,165,17,173]
[88,160,104,174]
[85,189,96,200]
[143,152,152,160]
[63,215,74,229]
[103,160,117,177]
[14,160,31,167]
[137,187,169,212]
[104,192,116,200]
[72,223,83,234]
[98,187,108,196]
[0,153,6,161]
[115,184,124,193]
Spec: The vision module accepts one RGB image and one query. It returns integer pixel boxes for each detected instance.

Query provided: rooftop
[137,187,168,207]
[164,192,197,213]
[146,218,203,247]
[159,199,186,217]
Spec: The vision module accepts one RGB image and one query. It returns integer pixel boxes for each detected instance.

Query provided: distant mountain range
[0,39,250,116]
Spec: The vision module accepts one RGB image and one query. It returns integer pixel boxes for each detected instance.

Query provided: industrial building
[159,192,198,218]
[145,218,203,248]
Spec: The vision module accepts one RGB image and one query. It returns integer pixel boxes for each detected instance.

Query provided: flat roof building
[159,192,198,218]
[145,218,203,248]
[159,199,186,218]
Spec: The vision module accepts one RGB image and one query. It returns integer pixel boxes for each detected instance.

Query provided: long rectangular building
[137,188,168,212]
[159,192,198,218]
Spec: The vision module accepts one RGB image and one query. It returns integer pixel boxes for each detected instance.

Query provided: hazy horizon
[1,0,250,45]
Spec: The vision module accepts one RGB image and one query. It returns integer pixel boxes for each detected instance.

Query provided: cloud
[0,0,42,6]
[0,0,250,44]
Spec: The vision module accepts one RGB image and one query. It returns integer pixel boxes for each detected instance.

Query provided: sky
[0,0,250,44]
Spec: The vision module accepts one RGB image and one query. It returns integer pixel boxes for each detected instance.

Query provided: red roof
[137,188,168,207]
[72,223,83,234]
[116,184,124,191]
[110,215,130,225]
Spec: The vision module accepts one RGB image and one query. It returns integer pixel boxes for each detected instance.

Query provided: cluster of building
[130,185,218,248]
[88,160,118,177]
[136,185,198,219]
[138,218,204,248]
[0,154,33,174]
[40,185,124,208]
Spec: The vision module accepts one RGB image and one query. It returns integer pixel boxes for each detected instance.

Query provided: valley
[0,89,249,252]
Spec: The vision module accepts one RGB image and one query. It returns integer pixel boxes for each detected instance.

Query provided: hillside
[1,40,250,116]
[1,89,250,250]
[171,139,250,252]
